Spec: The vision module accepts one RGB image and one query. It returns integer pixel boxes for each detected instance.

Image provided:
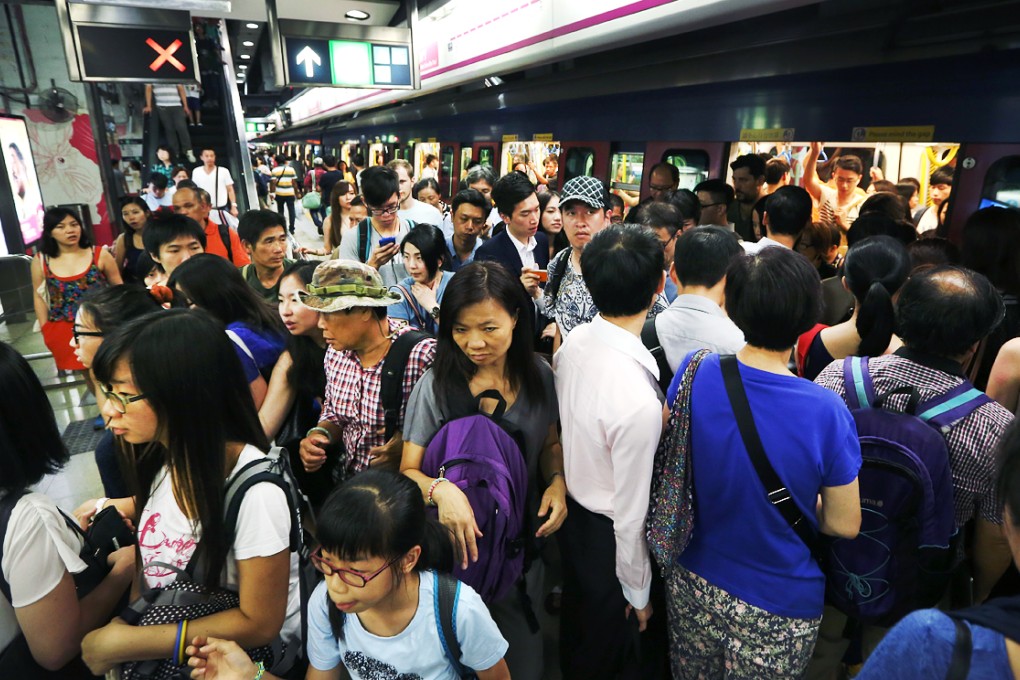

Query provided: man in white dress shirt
[554,223,666,680]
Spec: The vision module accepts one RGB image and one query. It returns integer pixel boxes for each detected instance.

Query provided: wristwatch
[429,305,441,320]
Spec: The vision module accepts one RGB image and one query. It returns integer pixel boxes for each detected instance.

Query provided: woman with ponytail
[185,470,511,680]
[797,235,911,381]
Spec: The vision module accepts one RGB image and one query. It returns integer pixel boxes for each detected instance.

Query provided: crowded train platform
[4,1,1020,679]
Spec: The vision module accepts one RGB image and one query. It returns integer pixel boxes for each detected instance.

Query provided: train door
[475,143,500,172]
[948,143,1020,241]
[438,142,461,201]
[559,141,610,185]
[642,142,722,200]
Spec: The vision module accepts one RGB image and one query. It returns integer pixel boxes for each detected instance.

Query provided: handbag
[60,505,136,597]
[301,167,321,210]
[646,348,710,573]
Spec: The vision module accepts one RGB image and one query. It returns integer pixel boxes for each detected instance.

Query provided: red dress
[40,247,106,371]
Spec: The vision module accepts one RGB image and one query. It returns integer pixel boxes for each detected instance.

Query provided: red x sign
[146,38,186,73]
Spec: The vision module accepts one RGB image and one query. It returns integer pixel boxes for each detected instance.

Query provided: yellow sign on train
[533,133,554,142]
[502,134,519,143]
[851,126,935,142]
[739,127,795,142]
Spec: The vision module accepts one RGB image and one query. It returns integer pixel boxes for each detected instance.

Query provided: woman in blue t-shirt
[665,246,863,679]
[388,223,453,334]
[168,254,287,409]
[185,470,511,680]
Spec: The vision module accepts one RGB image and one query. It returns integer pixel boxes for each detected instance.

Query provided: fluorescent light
[240,54,251,60]
[239,64,248,69]
[242,40,254,47]
[345,9,370,20]
[76,0,231,10]
[246,22,259,29]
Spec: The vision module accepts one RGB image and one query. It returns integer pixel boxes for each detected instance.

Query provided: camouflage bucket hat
[299,259,401,313]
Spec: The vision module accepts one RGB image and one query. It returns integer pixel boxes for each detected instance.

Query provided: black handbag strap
[945,618,972,680]
[720,355,816,550]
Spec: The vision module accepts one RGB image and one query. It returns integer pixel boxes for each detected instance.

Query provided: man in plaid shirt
[298,260,436,482]
[809,265,1013,675]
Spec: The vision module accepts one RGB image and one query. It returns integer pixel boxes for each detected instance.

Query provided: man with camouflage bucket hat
[298,260,436,481]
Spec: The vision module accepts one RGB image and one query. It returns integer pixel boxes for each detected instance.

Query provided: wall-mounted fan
[38,79,79,123]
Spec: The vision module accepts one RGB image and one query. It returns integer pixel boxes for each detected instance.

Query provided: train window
[460,148,472,183]
[478,146,495,167]
[610,152,643,193]
[983,156,1020,208]
[441,146,456,198]
[662,150,710,191]
[564,147,596,181]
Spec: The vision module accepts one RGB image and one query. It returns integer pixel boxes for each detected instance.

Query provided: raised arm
[803,141,825,202]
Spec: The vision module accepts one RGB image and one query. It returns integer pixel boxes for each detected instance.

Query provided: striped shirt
[271,165,298,197]
[152,84,183,108]
[815,350,1014,527]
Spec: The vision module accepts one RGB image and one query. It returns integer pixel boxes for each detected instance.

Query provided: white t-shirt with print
[0,493,87,651]
[306,572,508,679]
[137,445,301,643]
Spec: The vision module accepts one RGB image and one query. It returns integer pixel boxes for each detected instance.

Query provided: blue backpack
[421,389,529,606]
[823,356,991,626]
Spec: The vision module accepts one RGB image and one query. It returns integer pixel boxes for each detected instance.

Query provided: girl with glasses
[79,310,301,676]
[186,470,511,680]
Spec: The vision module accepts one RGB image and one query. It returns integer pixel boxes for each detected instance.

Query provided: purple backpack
[824,356,991,626]
[421,389,528,604]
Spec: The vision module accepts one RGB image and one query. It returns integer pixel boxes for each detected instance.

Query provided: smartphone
[378,236,396,247]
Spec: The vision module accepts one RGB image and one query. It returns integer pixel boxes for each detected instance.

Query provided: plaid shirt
[815,351,1014,527]
[320,321,436,480]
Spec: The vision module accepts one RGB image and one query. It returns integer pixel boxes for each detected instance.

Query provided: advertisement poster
[0,115,45,247]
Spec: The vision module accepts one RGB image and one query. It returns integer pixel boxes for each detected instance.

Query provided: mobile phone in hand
[378,236,396,247]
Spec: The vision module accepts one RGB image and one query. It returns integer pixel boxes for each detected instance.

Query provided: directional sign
[74,26,197,82]
[285,39,331,85]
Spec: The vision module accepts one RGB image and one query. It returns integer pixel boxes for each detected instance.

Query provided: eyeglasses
[659,233,677,249]
[699,202,724,209]
[72,327,104,344]
[368,203,399,217]
[100,384,147,414]
[310,548,399,587]
[649,183,674,193]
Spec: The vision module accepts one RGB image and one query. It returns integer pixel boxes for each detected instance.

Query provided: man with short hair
[447,189,488,271]
[694,179,735,231]
[648,162,680,202]
[641,202,683,302]
[337,166,412,287]
[317,155,344,229]
[810,265,1015,675]
[555,224,665,680]
[608,193,626,224]
[143,83,195,163]
[805,142,867,238]
[742,185,812,254]
[654,226,745,372]
[916,166,955,235]
[237,209,294,303]
[728,153,767,242]
[388,158,443,226]
[476,172,550,276]
[764,157,790,195]
[172,185,249,266]
[449,164,500,237]
[270,155,301,234]
[298,260,436,481]
[141,210,206,276]
[191,147,239,221]
[144,173,174,212]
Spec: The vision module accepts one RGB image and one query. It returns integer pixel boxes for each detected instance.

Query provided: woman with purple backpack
[400,261,567,679]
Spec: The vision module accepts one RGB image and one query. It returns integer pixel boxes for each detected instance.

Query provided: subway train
[258,7,1020,243]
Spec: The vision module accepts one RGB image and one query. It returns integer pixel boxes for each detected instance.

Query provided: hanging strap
[394,284,428,330]
[720,355,816,551]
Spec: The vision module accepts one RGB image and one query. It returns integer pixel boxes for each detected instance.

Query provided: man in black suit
[476,171,550,278]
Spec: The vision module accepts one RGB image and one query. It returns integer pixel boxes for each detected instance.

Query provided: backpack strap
[218,221,233,262]
[394,284,428,330]
[433,572,474,679]
[358,218,371,263]
[640,316,672,400]
[380,330,431,441]
[223,449,303,553]
[945,618,972,680]
[917,381,993,431]
[842,356,877,410]
[720,355,816,551]
[546,248,571,301]
[0,490,29,603]
[796,324,826,377]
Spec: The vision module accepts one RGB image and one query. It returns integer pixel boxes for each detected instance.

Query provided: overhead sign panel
[285,38,331,85]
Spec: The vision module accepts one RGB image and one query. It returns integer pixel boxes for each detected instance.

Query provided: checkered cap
[560,175,607,209]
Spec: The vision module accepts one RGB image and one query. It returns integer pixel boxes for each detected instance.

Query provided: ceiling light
[239,64,248,69]
[76,0,230,10]
[242,40,254,46]
[345,9,370,20]
[240,54,251,59]
[246,22,259,29]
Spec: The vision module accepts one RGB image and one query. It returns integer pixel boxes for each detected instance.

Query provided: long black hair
[319,470,453,639]
[431,261,544,413]
[0,342,68,493]
[843,235,911,357]
[120,196,152,233]
[40,207,93,257]
[400,223,451,278]
[168,254,285,336]
[280,261,326,399]
[92,309,269,585]
[79,284,163,332]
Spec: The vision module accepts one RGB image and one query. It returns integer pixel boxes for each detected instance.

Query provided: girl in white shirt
[79,309,299,676]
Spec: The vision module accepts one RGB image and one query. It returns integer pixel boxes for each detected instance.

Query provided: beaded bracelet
[427,477,448,506]
[253,661,267,680]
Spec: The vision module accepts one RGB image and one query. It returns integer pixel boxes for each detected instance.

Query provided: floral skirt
[666,565,821,679]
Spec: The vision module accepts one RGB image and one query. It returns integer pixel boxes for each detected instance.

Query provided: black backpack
[356,218,415,264]
[380,329,432,440]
